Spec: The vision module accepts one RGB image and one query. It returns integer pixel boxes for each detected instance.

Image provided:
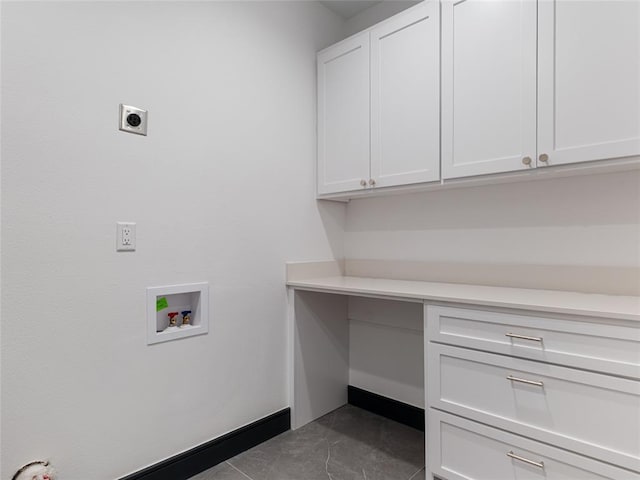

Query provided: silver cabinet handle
[507,451,544,469]
[369,178,376,186]
[507,375,544,387]
[539,153,549,163]
[360,179,367,187]
[505,332,543,343]
[522,156,532,166]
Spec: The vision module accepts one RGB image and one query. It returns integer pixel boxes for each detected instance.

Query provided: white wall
[345,171,640,267]
[343,0,420,37]
[348,298,423,407]
[0,2,345,478]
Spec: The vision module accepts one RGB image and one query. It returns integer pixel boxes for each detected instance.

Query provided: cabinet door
[428,410,637,480]
[441,0,537,179]
[317,33,370,195]
[370,1,440,188]
[538,0,640,167]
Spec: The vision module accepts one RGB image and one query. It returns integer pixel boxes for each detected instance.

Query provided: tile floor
[190,405,425,480]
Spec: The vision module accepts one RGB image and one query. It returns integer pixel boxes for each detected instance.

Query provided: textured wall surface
[345,171,640,268]
[0,2,345,478]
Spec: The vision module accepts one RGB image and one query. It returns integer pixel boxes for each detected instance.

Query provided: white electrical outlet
[117,222,136,251]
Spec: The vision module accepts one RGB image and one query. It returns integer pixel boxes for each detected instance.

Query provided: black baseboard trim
[119,408,290,480]
[348,386,424,432]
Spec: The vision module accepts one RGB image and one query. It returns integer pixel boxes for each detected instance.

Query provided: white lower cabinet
[429,343,640,472]
[429,410,639,480]
[426,305,640,379]
[425,304,640,479]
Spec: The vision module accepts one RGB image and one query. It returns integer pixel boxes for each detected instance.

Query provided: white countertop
[287,275,640,321]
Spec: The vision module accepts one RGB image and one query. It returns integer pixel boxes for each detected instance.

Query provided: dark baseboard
[119,388,422,480]
[348,385,424,432]
[119,408,290,480]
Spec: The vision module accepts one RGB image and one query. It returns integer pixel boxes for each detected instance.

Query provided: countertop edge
[286,277,640,322]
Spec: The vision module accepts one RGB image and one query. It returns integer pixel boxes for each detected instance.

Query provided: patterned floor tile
[190,405,425,480]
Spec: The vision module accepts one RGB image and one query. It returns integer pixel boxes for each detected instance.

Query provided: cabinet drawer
[426,305,640,378]
[428,343,640,472]
[428,410,639,480]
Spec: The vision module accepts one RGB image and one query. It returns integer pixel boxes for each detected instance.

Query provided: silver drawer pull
[507,375,544,387]
[507,451,544,469]
[505,332,543,343]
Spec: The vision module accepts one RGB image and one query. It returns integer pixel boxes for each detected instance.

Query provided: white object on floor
[12,461,54,480]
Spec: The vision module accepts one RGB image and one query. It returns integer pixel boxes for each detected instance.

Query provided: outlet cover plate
[117,222,136,251]
[119,104,148,136]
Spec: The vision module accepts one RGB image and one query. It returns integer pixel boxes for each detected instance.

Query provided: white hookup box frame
[146,282,209,345]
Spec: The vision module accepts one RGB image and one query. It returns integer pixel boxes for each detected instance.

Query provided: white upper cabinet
[318,33,370,195]
[318,0,640,195]
[441,0,537,179]
[537,0,640,168]
[443,0,640,180]
[317,2,440,196]
[370,1,440,188]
